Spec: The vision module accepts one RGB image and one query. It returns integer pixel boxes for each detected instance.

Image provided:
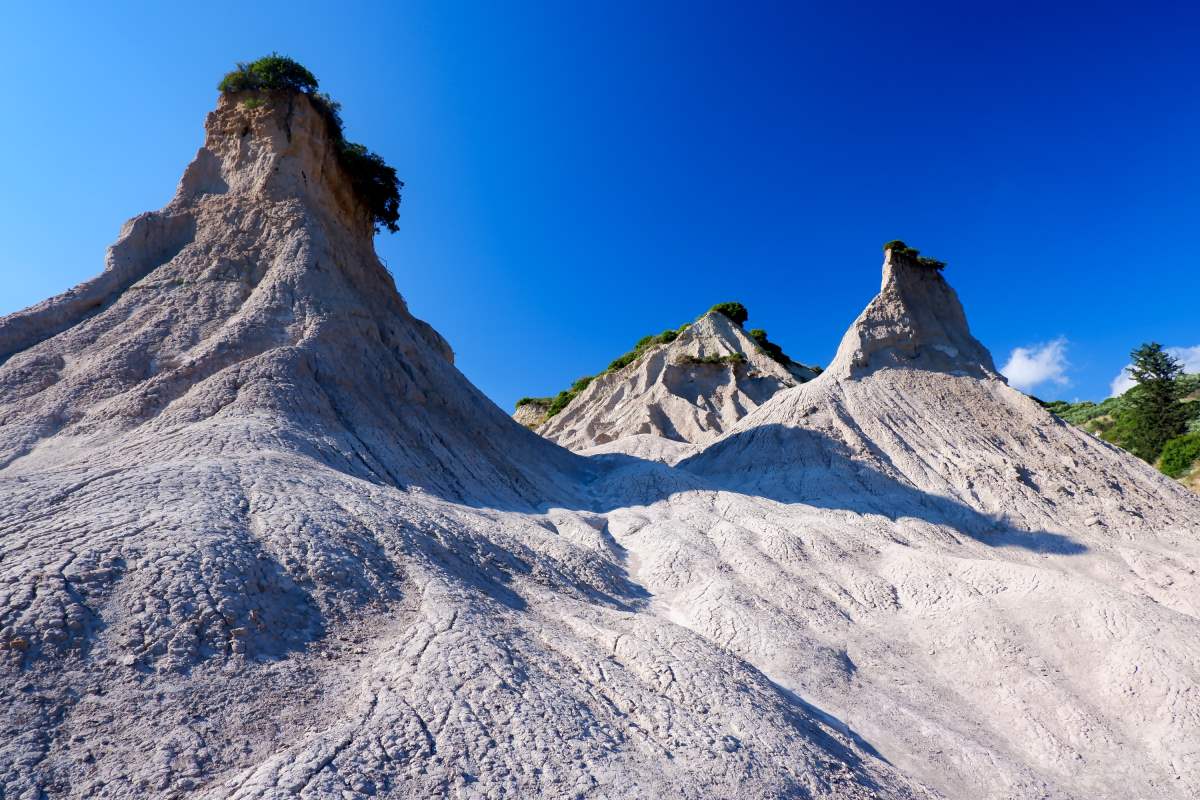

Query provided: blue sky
[2,2,1197,409]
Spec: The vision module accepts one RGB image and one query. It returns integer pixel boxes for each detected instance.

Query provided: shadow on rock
[577,423,1087,556]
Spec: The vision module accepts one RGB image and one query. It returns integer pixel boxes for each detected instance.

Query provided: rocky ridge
[532,310,818,459]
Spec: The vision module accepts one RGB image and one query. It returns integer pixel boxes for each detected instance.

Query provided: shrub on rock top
[883,240,947,271]
[218,55,318,94]
[218,54,402,234]
[709,302,749,326]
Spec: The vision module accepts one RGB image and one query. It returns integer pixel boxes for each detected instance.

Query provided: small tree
[1125,342,1188,462]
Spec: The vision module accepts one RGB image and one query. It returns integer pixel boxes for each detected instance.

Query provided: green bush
[1159,432,1200,478]
[218,54,402,234]
[748,328,790,365]
[709,302,749,326]
[545,376,594,417]
[515,396,551,408]
[218,54,318,94]
[883,240,946,270]
[339,143,401,233]
[677,352,746,367]
[605,329,681,373]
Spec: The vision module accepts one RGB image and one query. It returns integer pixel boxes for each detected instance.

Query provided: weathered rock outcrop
[827,246,997,379]
[536,310,818,459]
[0,92,580,505]
[0,94,927,799]
[512,398,551,428]
[3,87,1199,800]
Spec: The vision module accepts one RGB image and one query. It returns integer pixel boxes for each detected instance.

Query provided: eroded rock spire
[827,244,998,380]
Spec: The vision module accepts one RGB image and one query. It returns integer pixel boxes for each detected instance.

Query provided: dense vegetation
[1160,433,1200,479]
[1040,361,1200,480]
[883,240,947,271]
[218,54,402,233]
[518,303,819,420]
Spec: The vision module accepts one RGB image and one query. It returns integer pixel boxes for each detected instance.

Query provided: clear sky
[2,2,1197,409]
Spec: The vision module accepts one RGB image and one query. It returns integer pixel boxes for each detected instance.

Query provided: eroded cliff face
[0,92,578,506]
[536,311,819,460]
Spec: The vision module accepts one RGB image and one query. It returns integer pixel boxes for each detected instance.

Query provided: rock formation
[534,310,818,460]
[512,398,551,429]
[2,89,1199,800]
[0,91,924,799]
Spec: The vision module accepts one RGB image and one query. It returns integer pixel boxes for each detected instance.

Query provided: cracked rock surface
[1,92,1198,800]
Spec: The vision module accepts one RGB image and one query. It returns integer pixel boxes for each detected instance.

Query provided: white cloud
[1110,345,1200,397]
[1001,337,1070,394]
[1109,367,1136,397]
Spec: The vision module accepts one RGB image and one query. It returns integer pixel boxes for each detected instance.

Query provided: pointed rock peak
[177,55,402,239]
[684,309,747,342]
[0,57,578,507]
[827,242,999,379]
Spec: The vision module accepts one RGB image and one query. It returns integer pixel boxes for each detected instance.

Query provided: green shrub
[218,54,318,94]
[338,143,401,233]
[709,302,749,326]
[883,240,946,270]
[677,352,746,367]
[218,54,402,234]
[605,329,681,373]
[1159,432,1200,478]
[515,396,551,409]
[883,240,918,257]
[748,328,790,365]
[544,377,594,417]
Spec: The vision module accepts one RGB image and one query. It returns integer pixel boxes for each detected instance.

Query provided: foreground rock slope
[0,89,1197,800]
